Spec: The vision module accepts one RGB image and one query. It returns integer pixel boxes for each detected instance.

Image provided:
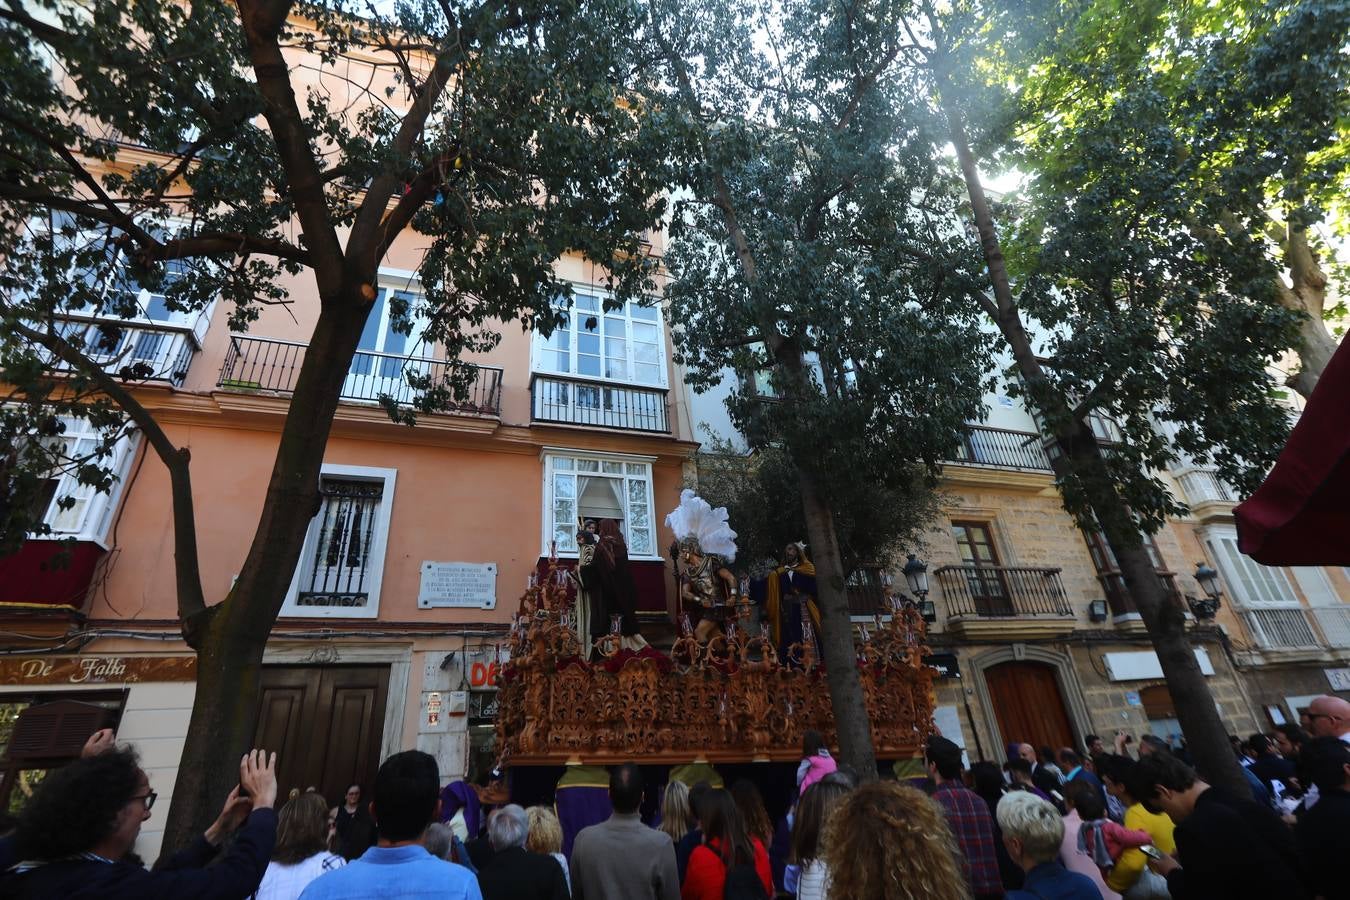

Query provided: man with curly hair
[1,745,279,899]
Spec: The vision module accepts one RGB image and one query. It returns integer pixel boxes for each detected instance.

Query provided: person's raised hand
[205,785,253,844]
[80,728,116,758]
[239,749,278,811]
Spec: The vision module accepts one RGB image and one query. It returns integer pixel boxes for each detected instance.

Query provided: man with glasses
[1305,695,1350,742]
[1,744,278,899]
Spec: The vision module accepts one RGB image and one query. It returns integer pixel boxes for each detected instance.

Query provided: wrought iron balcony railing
[1238,606,1321,651]
[1098,571,1182,617]
[44,317,198,387]
[1175,468,1239,505]
[935,565,1073,618]
[1309,604,1350,650]
[530,373,669,433]
[948,425,1053,471]
[218,334,502,415]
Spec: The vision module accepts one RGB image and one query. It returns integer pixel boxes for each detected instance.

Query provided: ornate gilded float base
[495,562,937,766]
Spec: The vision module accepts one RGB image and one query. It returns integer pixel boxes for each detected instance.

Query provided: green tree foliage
[649,0,995,776]
[916,0,1333,795]
[694,441,945,577]
[0,0,669,848]
[1010,0,1350,397]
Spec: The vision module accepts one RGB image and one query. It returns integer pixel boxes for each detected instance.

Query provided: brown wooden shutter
[6,700,114,760]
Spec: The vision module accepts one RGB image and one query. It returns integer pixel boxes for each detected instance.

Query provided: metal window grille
[298,477,384,608]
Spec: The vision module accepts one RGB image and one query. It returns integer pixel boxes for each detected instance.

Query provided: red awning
[1235,337,1350,565]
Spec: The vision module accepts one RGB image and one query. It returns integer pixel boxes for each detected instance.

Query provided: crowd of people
[0,694,1345,899]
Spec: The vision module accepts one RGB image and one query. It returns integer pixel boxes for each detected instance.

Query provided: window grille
[297,477,385,608]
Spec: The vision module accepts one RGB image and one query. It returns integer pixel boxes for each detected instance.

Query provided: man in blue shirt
[301,751,481,900]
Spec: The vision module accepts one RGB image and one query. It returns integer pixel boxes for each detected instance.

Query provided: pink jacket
[1081,818,1152,863]
[797,750,838,794]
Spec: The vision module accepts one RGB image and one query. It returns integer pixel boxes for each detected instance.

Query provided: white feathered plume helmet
[665,489,738,563]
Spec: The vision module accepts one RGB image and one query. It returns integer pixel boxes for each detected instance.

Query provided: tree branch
[236,0,345,296]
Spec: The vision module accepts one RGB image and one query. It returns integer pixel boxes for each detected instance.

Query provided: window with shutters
[0,693,125,814]
[281,465,397,619]
[1204,526,1320,651]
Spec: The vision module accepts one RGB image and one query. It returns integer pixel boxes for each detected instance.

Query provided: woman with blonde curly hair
[525,804,570,892]
[823,781,969,900]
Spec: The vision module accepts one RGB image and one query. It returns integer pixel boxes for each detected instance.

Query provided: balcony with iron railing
[530,373,669,433]
[1174,468,1240,520]
[1098,571,1183,618]
[846,565,889,618]
[43,316,200,387]
[1238,606,1322,652]
[217,334,503,415]
[935,564,1077,639]
[1238,603,1350,654]
[947,425,1053,472]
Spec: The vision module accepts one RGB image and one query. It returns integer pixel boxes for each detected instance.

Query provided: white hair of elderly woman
[422,821,454,860]
[995,790,1065,864]
[488,804,530,851]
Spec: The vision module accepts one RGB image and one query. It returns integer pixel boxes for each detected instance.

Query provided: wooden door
[984,661,1075,755]
[253,666,390,808]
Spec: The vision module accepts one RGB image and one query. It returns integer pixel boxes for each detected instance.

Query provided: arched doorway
[984,661,1076,755]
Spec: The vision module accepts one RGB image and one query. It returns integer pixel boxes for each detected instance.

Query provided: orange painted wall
[90,421,688,624]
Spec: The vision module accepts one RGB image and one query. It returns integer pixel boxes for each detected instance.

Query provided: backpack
[723,860,768,900]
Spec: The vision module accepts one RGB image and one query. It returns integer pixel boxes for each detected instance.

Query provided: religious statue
[665,489,741,643]
[764,541,820,662]
[571,518,599,647]
[576,518,649,653]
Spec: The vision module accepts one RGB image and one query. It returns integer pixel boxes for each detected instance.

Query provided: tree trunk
[158,294,372,856]
[1067,447,1250,797]
[938,84,1248,797]
[796,465,879,780]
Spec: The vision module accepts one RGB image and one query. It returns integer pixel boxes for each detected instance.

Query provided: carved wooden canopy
[495,563,937,766]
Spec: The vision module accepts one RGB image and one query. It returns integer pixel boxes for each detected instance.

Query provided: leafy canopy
[0,0,674,547]
[654,0,996,505]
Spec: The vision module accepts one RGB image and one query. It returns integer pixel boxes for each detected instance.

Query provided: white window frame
[1201,525,1298,607]
[28,212,216,334]
[530,285,667,389]
[30,417,139,549]
[540,449,659,560]
[281,464,398,619]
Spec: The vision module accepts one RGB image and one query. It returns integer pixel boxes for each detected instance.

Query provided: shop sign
[464,646,510,689]
[1326,667,1350,692]
[417,562,497,609]
[0,656,196,685]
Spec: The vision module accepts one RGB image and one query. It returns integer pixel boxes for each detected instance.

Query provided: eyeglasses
[129,791,157,811]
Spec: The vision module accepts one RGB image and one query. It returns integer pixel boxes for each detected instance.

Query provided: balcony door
[345,287,429,402]
[952,522,1012,616]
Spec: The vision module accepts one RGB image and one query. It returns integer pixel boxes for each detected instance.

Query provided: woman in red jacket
[682,790,773,900]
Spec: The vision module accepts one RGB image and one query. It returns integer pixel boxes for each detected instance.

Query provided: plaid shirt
[932,781,1004,897]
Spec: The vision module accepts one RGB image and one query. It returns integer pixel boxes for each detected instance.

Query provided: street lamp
[1189,561,1223,619]
[903,554,929,598]
[903,554,936,623]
